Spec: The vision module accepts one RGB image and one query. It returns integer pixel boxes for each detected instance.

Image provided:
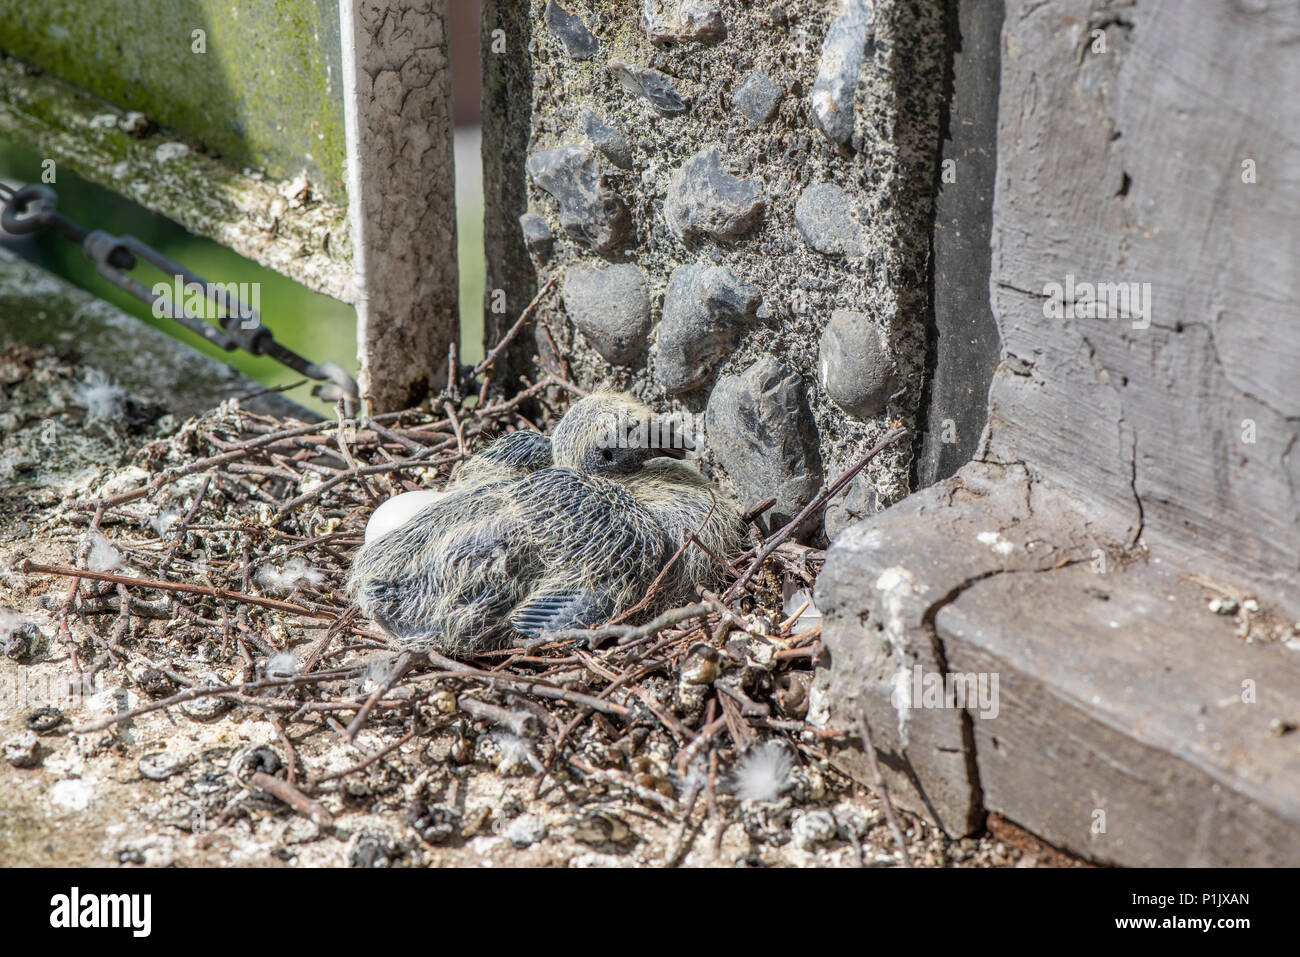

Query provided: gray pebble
[545,0,599,60]
[795,182,865,256]
[504,814,548,849]
[571,810,631,845]
[562,263,652,365]
[518,211,553,256]
[706,356,824,537]
[665,147,765,243]
[818,309,896,418]
[811,0,874,145]
[2,730,39,768]
[138,752,181,781]
[579,109,633,170]
[1,612,41,661]
[180,673,232,722]
[732,70,783,128]
[526,145,629,253]
[643,0,727,43]
[608,59,689,115]
[651,263,762,394]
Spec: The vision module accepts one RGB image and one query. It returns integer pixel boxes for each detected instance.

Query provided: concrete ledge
[815,0,1300,866]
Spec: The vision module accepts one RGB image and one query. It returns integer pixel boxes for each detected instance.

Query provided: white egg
[364,490,444,545]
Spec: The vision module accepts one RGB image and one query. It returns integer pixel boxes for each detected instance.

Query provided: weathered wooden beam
[340,0,459,413]
[0,0,349,202]
[0,54,353,303]
[816,0,1300,865]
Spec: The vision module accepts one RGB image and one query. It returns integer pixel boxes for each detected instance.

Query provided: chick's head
[551,391,694,476]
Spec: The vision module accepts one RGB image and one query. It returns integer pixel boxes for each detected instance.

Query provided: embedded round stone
[608,60,690,115]
[824,473,879,541]
[818,309,896,418]
[562,264,652,366]
[651,263,762,394]
[705,356,824,537]
[811,0,873,145]
[644,1,727,42]
[665,147,765,243]
[732,70,783,128]
[526,145,629,253]
[795,183,864,256]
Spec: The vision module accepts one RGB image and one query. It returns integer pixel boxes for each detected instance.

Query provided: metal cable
[0,181,359,413]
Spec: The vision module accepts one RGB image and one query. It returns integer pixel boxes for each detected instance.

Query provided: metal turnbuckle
[1,182,359,415]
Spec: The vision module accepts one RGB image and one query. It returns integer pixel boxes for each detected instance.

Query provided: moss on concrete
[0,0,347,201]
[0,55,353,302]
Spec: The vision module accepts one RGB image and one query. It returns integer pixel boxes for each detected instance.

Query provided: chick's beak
[647,417,694,459]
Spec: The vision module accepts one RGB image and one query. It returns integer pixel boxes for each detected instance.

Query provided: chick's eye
[601,449,613,461]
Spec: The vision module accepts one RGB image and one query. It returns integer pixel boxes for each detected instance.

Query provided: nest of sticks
[13,327,914,863]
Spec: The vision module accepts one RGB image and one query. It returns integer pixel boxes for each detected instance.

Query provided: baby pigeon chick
[364,429,551,545]
[348,391,741,657]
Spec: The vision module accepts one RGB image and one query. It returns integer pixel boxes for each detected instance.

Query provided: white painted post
[340,0,459,413]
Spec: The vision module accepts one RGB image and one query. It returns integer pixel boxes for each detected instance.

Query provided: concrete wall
[485,0,948,538]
